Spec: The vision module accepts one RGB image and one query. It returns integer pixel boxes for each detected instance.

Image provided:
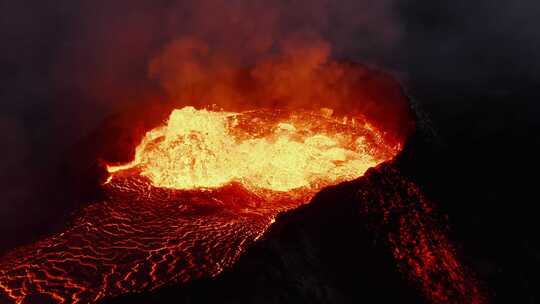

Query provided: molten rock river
[0,107,399,303]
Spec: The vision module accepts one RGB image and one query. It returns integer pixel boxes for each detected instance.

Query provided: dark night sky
[1,0,539,254]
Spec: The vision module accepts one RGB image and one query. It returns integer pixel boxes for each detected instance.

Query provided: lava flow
[0,107,397,304]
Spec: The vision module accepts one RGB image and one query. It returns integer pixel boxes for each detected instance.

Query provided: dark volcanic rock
[102,163,483,304]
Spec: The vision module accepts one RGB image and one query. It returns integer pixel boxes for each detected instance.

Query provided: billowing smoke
[0,0,405,251]
[58,0,404,111]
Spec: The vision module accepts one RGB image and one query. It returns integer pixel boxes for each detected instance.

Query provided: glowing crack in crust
[0,107,397,304]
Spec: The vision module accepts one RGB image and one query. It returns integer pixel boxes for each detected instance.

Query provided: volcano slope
[0,108,484,304]
[102,163,485,304]
[0,65,485,304]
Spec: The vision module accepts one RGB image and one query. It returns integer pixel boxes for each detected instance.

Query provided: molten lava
[0,106,399,304]
[106,107,396,195]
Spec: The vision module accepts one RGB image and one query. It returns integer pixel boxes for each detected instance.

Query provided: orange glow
[106,106,398,194]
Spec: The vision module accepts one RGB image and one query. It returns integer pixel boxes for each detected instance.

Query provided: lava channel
[0,107,398,304]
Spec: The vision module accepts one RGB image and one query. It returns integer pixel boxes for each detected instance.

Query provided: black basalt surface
[101,163,435,304]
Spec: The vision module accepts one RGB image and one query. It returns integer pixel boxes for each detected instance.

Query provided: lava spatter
[106,107,396,193]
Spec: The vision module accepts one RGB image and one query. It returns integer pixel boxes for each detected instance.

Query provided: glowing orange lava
[0,105,486,304]
[0,106,402,304]
[106,106,397,195]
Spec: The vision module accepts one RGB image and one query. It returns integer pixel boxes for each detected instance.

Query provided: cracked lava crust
[0,107,400,303]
